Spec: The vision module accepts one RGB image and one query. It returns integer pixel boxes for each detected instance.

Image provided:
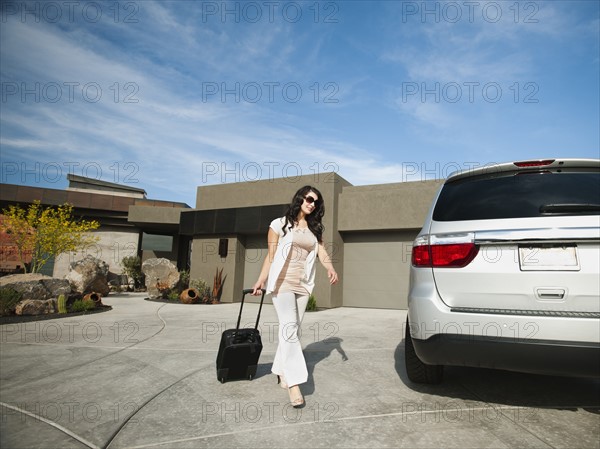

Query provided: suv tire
[404,319,443,384]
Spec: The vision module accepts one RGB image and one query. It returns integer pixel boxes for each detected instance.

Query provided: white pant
[271,291,310,387]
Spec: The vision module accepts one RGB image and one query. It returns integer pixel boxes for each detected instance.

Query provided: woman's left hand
[328,268,338,285]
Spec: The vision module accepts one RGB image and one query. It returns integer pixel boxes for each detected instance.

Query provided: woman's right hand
[251,281,264,296]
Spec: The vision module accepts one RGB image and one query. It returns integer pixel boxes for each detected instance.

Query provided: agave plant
[212,267,224,301]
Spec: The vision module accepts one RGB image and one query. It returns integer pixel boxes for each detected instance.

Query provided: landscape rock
[0,273,71,300]
[142,258,180,299]
[15,298,57,316]
[65,255,110,296]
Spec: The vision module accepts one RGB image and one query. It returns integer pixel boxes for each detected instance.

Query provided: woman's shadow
[302,337,348,396]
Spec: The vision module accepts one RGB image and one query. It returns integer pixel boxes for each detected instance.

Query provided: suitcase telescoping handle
[237,288,266,331]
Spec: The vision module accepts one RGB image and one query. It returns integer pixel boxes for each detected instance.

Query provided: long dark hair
[282,185,325,242]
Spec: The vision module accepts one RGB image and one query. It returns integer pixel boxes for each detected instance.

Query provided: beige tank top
[274,227,317,295]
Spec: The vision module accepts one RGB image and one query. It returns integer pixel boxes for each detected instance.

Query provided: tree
[0,201,100,273]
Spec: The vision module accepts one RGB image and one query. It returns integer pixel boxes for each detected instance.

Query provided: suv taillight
[412,234,479,268]
[411,245,430,266]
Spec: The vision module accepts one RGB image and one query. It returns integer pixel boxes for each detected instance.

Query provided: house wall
[190,175,444,309]
[53,227,140,279]
[191,172,351,307]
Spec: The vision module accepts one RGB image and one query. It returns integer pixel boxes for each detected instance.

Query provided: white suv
[405,158,600,383]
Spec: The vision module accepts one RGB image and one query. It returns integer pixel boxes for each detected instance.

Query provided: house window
[141,233,173,252]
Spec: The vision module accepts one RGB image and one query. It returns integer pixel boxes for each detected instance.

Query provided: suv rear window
[433,169,600,221]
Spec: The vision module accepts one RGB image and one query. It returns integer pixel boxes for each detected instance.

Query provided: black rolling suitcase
[216,288,266,383]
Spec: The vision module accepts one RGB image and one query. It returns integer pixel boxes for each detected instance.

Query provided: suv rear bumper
[412,334,600,378]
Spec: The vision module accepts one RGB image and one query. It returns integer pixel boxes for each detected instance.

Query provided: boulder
[15,298,57,316]
[142,258,180,299]
[0,273,71,300]
[66,255,110,297]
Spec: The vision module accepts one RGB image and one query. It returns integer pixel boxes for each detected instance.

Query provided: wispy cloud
[1,1,598,204]
[379,0,599,131]
[0,12,404,202]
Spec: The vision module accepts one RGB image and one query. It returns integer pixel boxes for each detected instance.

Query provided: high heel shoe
[276,375,288,389]
[288,385,304,408]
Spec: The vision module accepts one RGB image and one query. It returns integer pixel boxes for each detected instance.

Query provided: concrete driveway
[1,292,599,449]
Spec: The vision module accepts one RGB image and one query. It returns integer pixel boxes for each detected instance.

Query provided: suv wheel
[404,319,443,384]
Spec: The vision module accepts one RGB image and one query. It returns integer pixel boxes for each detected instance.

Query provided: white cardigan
[266,217,318,295]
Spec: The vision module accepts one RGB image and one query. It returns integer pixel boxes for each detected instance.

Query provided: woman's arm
[317,241,339,285]
[251,228,279,295]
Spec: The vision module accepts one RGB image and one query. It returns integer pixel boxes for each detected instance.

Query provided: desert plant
[167,290,180,301]
[202,286,213,303]
[57,294,67,314]
[154,280,171,299]
[121,256,144,289]
[0,287,22,316]
[189,278,214,303]
[212,267,224,300]
[70,299,96,313]
[190,278,210,294]
[306,294,317,311]
[178,269,190,291]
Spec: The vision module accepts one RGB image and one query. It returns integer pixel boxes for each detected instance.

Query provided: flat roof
[67,173,147,195]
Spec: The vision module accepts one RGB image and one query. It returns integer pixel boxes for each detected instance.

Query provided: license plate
[519,246,580,271]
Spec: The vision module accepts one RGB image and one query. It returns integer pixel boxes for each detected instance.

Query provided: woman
[252,185,338,408]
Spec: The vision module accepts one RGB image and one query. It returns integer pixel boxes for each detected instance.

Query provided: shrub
[0,287,22,316]
[70,299,96,313]
[121,256,145,289]
[178,270,190,291]
[190,278,210,294]
[202,286,213,303]
[306,294,317,311]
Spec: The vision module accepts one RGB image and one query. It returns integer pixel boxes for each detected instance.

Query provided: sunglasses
[304,195,320,205]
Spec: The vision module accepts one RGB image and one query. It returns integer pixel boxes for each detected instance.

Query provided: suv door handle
[536,288,566,300]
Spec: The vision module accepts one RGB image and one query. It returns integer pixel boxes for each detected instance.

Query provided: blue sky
[1,0,599,206]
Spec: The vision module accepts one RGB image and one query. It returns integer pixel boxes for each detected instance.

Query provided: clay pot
[179,288,200,304]
[83,292,103,308]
